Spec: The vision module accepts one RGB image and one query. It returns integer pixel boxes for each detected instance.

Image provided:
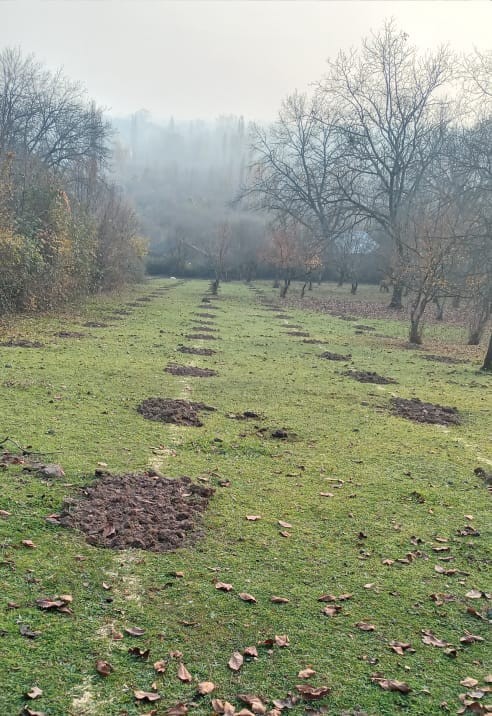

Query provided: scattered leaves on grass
[298,668,316,679]
[35,595,72,614]
[215,582,233,592]
[167,704,188,716]
[95,660,113,676]
[271,596,289,604]
[239,592,257,603]
[388,641,415,655]
[124,625,146,636]
[21,709,46,716]
[197,681,216,695]
[134,690,161,702]
[212,699,235,715]
[177,663,192,682]
[421,630,451,648]
[228,651,244,671]
[26,687,43,699]
[371,674,411,693]
[237,694,267,714]
[295,685,331,700]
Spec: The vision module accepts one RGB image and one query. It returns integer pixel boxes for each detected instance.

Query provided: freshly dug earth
[194,313,216,319]
[137,398,216,426]
[286,331,310,337]
[344,370,397,384]
[59,474,214,551]
[0,338,44,348]
[190,325,218,332]
[302,338,328,344]
[112,309,131,316]
[186,334,219,341]
[390,397,461,425]
[178,345,217,356]
[54,331,87,339]
[320,351,352,361]
[420,354,469,365]
[82,322,109,328]
[165,363,218,377]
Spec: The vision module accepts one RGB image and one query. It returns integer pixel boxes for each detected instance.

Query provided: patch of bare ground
[164,363,218,377]
[226,410,261,420]
[82,321,109,328]
[137,397,215,426]
[344,370,397,384]
[189,325,218,332]
[302,338,328,344]
[54,331,87,338]
[390,397,461,425]
[0,338,44,348]
[419,354,469,365]
[136,296,152,302]
[286,331,310,337]
[194,313,216,319]
[320,351,352,361]
[178,345,217,356]
[186,333,219,341]
[59,473,214,551]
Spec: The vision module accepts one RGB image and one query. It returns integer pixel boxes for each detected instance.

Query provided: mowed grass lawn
[0,279,490,716]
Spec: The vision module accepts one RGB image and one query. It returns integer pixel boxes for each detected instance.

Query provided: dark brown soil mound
[320,351,352,361]
[302,338,328,344]
[165,363,218,377]
[178,346,217,356]
[190,325,218,332]
[82,322,109,328]
[0,338,44,348]
[186,334,219,341]
[390,397,460,425]
[420,354,469,365]
[286,331,310,337]
[227,410,261,420]
[59,473,214,551]
[137,398,216,426]
[344,370,397,384]
[194,313,216,319]
[54,331,87,339]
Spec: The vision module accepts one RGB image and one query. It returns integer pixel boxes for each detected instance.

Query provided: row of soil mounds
[59,473,214,551]
[165,363,218,377]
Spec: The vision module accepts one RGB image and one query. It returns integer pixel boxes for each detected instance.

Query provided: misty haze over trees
[0,22,491,366]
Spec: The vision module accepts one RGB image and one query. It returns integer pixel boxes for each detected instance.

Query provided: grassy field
[0,279,490,716]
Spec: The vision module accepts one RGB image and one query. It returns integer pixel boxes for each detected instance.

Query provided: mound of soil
[82,322,109,328]
[59,473,214,551]
[0,338,44,348]
[390,397,460,425]
[112,309,131,316]
[355,325,376,331]
[54,331,87,339]
[137,398,215,426]
[190,325,218,332]
[420,354,469,365]
[194,313,216,319]
[344,370,397,384]
[320,351,352,361]
[186,334,219,341]
[227,410,261,420]
[302,338,328,344]
[165,363,218,377]
[286,331,310,337]
[178,346,216,356]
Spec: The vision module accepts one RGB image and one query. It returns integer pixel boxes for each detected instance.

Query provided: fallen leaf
[356,622,375,632]
[466,606,486,620]
[279,531,291,538]
[271,596,289,604]
[319,492,334,497]
[197,681,216,695]
[215,582,233,592]
[177,662,192,682]
[153,660,167,673]
[134,690,161,702]
[382,559,394,566]
[243,645,259,658]
[274,634,290,647]
[421,630,451,648]
[102,582,111,590]
[298,668,316,678]
[20,710,47,716]
[278,520,292,528]
[434,565,457,575]
[246,515,262,521]
[460,632,484,644]
[237,694,267,714]
[128,646,150,659]
[26,686,43,699]
[167,704,188,716]
[169,650,183,659]
[322,605,342,617]
[295,685,331,700]
[318,594,338,602]
[228,651,244,671]
[124,626,146,636]
[388,641,414,655]
[22,540,37,548]
[239,592,257,603]
[96,660,113,676]
[371,675,411,694]
[465,590,484,599]
[0,510,11,518]
[461,678,479,688]
[212,699,235,715]
[19,624,41,639]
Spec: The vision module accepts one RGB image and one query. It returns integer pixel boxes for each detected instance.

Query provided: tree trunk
[301,282,307,298]
[468,331,482,346]
[389,283,403,309]
[273,279,280,288]
[409,319,423,345]
[280,279,289,298]
[308,280,313,291]
[434,297,444,321]
[351,280,358,295]
[481,332,492,371]
[452,295,460,309]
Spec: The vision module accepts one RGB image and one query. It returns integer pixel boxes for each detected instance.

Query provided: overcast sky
[1,1,490,122]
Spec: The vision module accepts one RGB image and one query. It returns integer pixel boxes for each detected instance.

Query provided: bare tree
[318,21,453,309]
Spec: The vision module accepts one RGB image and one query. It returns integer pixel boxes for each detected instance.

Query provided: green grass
[0,279,490,716]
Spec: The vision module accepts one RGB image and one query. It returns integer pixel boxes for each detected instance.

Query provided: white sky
[1,1,490,121]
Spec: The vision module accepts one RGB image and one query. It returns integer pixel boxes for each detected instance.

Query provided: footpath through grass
[0,279,490,716]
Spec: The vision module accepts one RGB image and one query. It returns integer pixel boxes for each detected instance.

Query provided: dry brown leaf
[153,660,167,673]
[246,515,262,521]
[388,641,414,655]
[295,684,331,700]
[274,634,290,647]
[169,650,183,659]
[237,710,255,716]
[197,681,215,695]
[298,668,316,679]
[318,594,337,602]
[124,626,145,636]
[319,492,334,497]
[134,690,161,702]
[279,530,291,538]
[461,678,479,688]
[243,645,259,658]
[177,662,192,682]
[421,630,451,648]
[167,704,188,716]
[128,646,150,659]
[239,592,257,603]
[215,582,233,592]
[271,596,289,604]
[212,699,236,715]
[465,589,484,599]
[278,520,292,528]
[371,675,411,694]
[228,651,244,671]
[322,605,342,617]
[356,622,376,632]
[237,693,267,714]
[460,632,484,644]
[26,686,43,699]
[95,659,113,676]
[22,540,37,548]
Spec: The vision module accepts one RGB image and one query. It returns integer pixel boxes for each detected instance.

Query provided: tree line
[0,48,146,314]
